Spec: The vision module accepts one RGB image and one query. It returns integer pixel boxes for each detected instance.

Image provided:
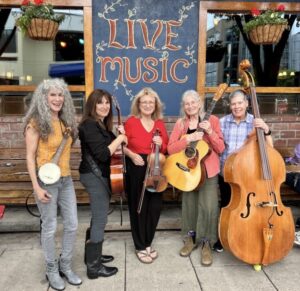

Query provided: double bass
[219,60,294,265]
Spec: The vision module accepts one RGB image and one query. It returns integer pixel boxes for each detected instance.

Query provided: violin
[137,128,168,214]
[219,60,294,265]
[110,96,126,195]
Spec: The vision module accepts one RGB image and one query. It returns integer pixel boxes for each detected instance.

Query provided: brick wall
[0,114,299,150]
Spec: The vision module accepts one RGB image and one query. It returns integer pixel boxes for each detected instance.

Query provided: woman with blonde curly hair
[124,87,168,264]
[24,79,81,291]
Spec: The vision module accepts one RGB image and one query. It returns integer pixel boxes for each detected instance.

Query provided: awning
[48,62,84,77]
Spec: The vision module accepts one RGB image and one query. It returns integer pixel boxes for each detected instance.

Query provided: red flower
[34,0,44,5]
[251,8,261,17]
[21,0,30,5]
[277,4,285,12]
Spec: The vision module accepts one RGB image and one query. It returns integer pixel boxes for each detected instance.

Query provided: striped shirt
[219,113,254,175]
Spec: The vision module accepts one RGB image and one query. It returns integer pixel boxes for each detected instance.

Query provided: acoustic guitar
[163,83,228,191]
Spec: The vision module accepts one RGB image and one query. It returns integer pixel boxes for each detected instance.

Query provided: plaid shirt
[219,112,254,175]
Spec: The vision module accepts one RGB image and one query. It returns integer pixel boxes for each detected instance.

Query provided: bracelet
[264,129,272,136]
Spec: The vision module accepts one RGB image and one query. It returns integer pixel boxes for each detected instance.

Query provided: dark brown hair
[80,89,113,131]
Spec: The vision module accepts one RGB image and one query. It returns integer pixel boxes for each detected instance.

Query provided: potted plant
[206,40,226,63]
[16,0,65,41]
[243,5,288,45]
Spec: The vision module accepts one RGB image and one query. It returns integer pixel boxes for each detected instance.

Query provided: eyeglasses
[139,101,155,106]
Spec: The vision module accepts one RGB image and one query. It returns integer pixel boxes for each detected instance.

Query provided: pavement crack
[263,269,279,290]
[189,255,203,290]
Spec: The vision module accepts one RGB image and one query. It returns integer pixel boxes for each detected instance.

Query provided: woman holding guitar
[167,89,225,266]
[79,89,127,279]
[124,87,168,264]
[24,79,81,291]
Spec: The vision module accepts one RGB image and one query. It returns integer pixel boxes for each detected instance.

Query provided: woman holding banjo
[24,79,81,291]
[78,89,127,279]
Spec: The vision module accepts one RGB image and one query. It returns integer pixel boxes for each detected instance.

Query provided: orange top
[29,119,72,176]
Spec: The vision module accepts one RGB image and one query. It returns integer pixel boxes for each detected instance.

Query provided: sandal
[135,250,153,264]
[146,247,158,260]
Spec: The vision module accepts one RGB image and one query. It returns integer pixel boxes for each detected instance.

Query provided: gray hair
[23,78,77,141]
[228,89,248,102]
[180,89,205,120]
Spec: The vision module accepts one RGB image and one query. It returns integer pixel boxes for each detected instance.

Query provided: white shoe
[294,231,300,246]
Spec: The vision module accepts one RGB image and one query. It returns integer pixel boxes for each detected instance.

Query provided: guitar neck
[189,99,217,148]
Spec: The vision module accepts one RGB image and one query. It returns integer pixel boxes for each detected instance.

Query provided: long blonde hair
[130,87,164,120]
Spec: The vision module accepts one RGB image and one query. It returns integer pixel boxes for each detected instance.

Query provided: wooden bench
[0,148,180,205]
[276,147,300,201]
[0,146,299,205]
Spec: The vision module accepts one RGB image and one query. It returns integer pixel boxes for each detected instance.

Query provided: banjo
[38,128,71,185]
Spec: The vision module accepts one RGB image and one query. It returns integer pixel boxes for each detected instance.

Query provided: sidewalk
[0,206,300,291]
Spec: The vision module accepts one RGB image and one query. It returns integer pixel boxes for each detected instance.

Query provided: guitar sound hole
[185,147,196,158]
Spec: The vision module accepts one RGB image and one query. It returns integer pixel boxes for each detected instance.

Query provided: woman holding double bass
[124,87,168,264]
[167,89,225,266]
[79,89,127,279]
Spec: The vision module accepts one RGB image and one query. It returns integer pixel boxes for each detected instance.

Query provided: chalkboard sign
[92,0,199,116]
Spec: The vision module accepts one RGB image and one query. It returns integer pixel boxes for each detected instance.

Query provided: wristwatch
[264,129,272,136]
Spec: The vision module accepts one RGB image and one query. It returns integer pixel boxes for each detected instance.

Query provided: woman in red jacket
[124,87,169,264]
[167,89,225,266]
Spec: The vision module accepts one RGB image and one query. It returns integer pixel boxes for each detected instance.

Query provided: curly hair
[180,89,205,120]
[23,78,77,141]
[130,87,164,120]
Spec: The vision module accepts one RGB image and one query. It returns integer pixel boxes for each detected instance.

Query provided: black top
[78,119,115,178]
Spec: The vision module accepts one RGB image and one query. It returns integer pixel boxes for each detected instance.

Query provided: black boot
[84,228,114,264]
[85,241,118,279]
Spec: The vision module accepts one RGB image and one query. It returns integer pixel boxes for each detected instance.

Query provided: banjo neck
[51,129,71,165]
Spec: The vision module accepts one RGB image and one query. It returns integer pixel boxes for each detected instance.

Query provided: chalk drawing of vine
[113,80,135,100]
[98,0,127,20]
[178,2,195,22]
[185,43,197,65]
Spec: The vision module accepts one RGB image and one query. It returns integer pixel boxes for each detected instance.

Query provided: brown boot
[201,240,212,266]
[179,236,197,257]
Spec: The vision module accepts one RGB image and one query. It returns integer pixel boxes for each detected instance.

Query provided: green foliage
[16,1,65,34]
[244,10,288,33]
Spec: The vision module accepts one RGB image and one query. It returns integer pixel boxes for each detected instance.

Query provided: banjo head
[38,163,61,185]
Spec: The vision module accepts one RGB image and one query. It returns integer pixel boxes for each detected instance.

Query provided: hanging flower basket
[248,23,287,45]
[26,18,59,40]
[206,46,226,63]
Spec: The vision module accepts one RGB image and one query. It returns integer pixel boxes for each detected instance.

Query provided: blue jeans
[35,176,78,263]
[80,172,110,243]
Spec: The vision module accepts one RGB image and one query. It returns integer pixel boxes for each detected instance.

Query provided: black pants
[125,156,162,251]
[218,175,231,208]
